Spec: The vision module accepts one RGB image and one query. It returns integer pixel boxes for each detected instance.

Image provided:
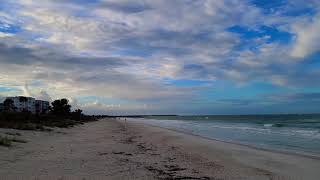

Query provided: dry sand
[0,118,319,180]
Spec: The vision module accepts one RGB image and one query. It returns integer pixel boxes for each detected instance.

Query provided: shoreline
[124,119,320,179]
[0,118,319,179]
[128,118,320,160]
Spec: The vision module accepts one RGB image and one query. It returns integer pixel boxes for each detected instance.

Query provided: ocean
[130,114,320,157]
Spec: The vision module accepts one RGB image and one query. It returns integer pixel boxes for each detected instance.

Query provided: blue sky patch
[0,21,20,34]
[251,0,286,9]
[0,87,19,93]
[228,25,292,44]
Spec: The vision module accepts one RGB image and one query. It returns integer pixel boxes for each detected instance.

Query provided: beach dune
[0,119,319,179]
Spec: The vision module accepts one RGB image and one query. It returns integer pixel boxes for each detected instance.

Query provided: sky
[0,0,320,115]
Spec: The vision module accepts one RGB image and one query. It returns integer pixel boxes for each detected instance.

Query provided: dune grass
[11,137,27,143]
[0,135,27,147]
[5,132,21,136]
[0,112,97,131]
[0,136,13,147]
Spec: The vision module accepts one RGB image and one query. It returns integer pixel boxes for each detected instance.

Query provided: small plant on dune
[0,136,27,147]
[5,132,21,136]
[0,136,12,147]
[11,137,27,143]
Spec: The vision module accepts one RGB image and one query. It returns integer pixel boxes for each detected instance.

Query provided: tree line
[0,98,96,130]
[3,98,83,119]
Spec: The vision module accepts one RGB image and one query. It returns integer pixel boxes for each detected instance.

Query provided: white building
[36,100,50,114]
[2,96,50,114]
[6,96,36,113]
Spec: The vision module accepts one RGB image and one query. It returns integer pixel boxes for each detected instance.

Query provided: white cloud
[291,14,320,58]
[0,32,14,38]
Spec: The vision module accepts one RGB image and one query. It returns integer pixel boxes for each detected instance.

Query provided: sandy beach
[0,118,319,179]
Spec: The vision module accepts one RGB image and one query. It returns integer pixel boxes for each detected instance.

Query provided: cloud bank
[0,0,320,114]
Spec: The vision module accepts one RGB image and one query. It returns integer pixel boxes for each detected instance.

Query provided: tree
[3,99,15,112]
[50,98,71,116]
[72,109,83,121]
[74,109,83,114]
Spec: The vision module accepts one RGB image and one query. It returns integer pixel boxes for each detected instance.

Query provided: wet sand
[0,118,319,179]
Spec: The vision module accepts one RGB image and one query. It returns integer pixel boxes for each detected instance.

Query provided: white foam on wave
[132,117,320,155]
[136,118,320,139]
[263,124,274,127]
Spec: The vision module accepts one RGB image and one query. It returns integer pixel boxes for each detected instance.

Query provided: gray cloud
[0,0,319,114]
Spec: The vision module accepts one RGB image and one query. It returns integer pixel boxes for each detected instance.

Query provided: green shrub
[0,112,97,131]
[11,137,27,143]
[0,136,28,147]
[0,136,12,147]
[5,132,21,136]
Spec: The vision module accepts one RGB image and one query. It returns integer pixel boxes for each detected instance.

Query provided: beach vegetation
[50,99,71,116]
[0,98,97,131]
[11,137,27,143]
[0,135,27,147]
[0,136,12,147]
[5,132,21,136]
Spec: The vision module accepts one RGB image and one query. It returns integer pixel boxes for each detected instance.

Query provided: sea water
[130,114,320,156]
